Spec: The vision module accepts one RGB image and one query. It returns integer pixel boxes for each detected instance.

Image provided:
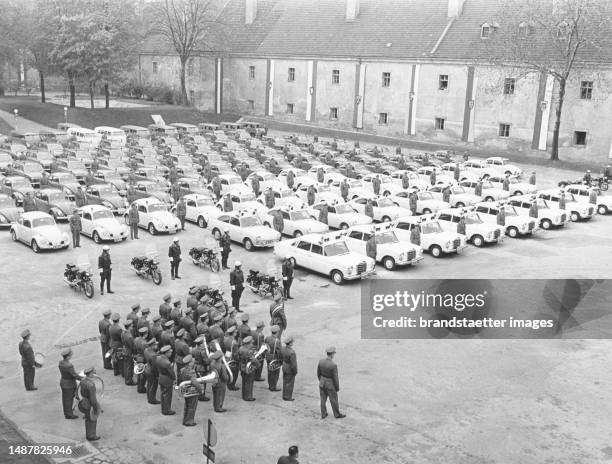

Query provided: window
[439,75,449,90]
[152,61,159,74]
[187,59,194,77]
[310,244,323,255]
[332,69,340,84]
[288,67,295,82]
[382,72,391,87]
[503,78,515,95]
[286,103,294,114]
[574,131,587,146]
[378,113,388,125]
[580,81,593,99]
[348,231,362,239]
[247,99,254,110]
[329,107,338,120]
[296,241,311,251]
[435,118,445,130]
[481,23,491,38]
[248,66,255,79]
[498,123,511,137]
[189,90,195,102]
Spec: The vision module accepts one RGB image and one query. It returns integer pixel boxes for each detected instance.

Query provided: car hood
[467,223,501,234]
[151,192,172,203]
[0,206,22,221]
[331,252,374,268]
[51,201,76,214]
[378,205,411,216]
[34,225,66,241]
[102,195,126,208]
[338,212,372,225]
[378,242,421,254]
[295,219,329,233]
[149,211,177,221]
[70,168,88,176]
[424,231,465,243]
[248,226,281,239]
[95,218,126,232]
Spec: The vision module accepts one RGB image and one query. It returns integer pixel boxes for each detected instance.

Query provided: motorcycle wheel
[84,281,95,299]
[152,269,162,285]
[210,259,220,273]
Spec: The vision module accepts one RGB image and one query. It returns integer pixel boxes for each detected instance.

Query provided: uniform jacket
[238,323,252,341]
[273,212,284,232]
[410,226,421,245]
[179,365,203,393]
[230,269,244,288]
[317,358,339,391]
[281,346,298,376]
[174,339,190,364]
[253,330,265,349]
[156,354,176,387]
[98,318,111,343]
[372,177,381,194]
[69,214,82,232]
[159,302,172,321]
[133,337,147,356]
[168,243,181,262]
[192,346,210,373]
[144,348,158,377]
[474,183,482,197]
[98,252,112,272]
[270,302,287,329]
[238,345,256,372]
[496,210,506,226]
[160,330,175,349]
[75,189,86,207]
[265,335,281,362]
[401,174,409,189]
[211,360,229,385]
[121,331,134,355]
[442,188,451,202]
[208,325,224,345]
[128,207,141,224]
[318,206,328,224]
[137,317,151,333]
[151,323,163,342]
[108,324,123,349]
[220,234,231,252]
[79,377,101,416]
[364,203,374,218]
[340,182,349,198]
[265,190,275,208]
[529,203,538,218]
[282,261,294,279]
[59,359,82,388]
[19,340,36,367]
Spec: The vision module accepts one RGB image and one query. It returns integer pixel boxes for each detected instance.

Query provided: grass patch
[0,97,239,129]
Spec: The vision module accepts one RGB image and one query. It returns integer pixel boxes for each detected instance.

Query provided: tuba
[134,362,146,375]
[213,341,234,384]
[246,345,268,374]
[174,372,218,398]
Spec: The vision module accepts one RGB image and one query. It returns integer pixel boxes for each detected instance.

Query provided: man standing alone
[317,346,345,419]
[168,237,182,280]
[69,211,81,248]
[98,245,113,294]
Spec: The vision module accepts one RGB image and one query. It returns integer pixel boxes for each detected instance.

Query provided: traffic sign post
[203,418,217,463]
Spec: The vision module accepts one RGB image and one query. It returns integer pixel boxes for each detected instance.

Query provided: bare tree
[151,0,226,106]
[486,0,611,160]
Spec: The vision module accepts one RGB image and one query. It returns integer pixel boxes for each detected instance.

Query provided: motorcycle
[131,255,162,285]
[558,177,609,191]
[63,263,95,298]
[188,247,221,272]
[246,269,283,299]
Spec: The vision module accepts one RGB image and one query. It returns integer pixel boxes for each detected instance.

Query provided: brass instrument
[76,370,105,398]
[134,362,146,375]
[246,345,268,374]
[174,372,218,398]
[268,338,282,372]
[213,341,233,384]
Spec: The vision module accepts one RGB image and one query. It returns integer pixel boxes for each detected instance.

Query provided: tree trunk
[104,83,110,109]
[68,72,76,108]
[550,77,566,161]
[89,81,95,109]
[39,70,45,103]
[179,59,188,106]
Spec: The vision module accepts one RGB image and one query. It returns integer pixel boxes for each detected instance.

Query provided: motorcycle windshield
[145,244,159,261]
[76,253,92,272]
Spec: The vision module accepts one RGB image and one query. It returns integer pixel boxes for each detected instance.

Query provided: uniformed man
[134,327,149,394]
[137,307,151,337]
[178,354,203,426]
[282,256,294,300]
[223,193,233,212]
[442,185,451,203]
[156,345,176,415]
[238,336,257,401]
[265,326,282,392]
[529,199,539,219]
[306,185,316,206]
[79,367,102,441]
[168,237,182,280]
[317,203,329,225]
[211,175,222,201]
[270,294,287,336]
[169,165,178,185]
[364,200,374,220]
[317,346,345,419]
[474,180,483,198]
[143,338,160,405]
[365,233,377,261]
[559,191,567,210]
[98,309,113,370]
[584,169,592,184]
[230,261,245,312]
[277,445,300,464]
[85,169,95,186]
[272,210,284,234]
[317,167,325,184]
[179,308,196,344]
[69,211,81,248]
[150,314,163,343]
[372,175,381,196]
[196,314,209,338]
[210,351,228,413]
[497,207,506,226]
[529,171,537,186]
[108,313,124,377]
[159,293,172,322]
[209,314,225,346]
[126,303,141,337]
[186,287,199,313]
[126,184,137,206]
[238,313,252,342]
[286,170,295,190]
[589,188,598,205]
[502,174,510,191]
[58,348,82,419]
[170,182,181,203]
[410,224,421,246]
[22,191,36,211]
[454,163,461,182]
[221,307,238,334]
[220,228,231,270]
[401,172,409,190]
[160,320,176,352]
[252,321,266,381]
[340,179,349,202]
[265,187,275,208]
[429,170,436,186]
[224,326,240,391]
[174,328,190,379]
[251,175,261,197]
[604,165,611,179]
[98,245,113,294]
[75,186,87,207]
[176,196,187,230]
[192,336,211,402]
[127,202,140,240]
[281,336,298,401]
[457,216,467,235]
[122,320,136,385]
[409,191,418,216]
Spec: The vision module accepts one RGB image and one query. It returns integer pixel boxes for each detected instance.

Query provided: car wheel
[430,245,442,258]
[381,216,391,222]
[507,227,518,238]
[382,256,395,270]
[597,204,608,215]
[484,196,494,202]
[11,230,18,242]
[422,208,431,214]
[570,211,580,222]
[264,222,271,228]
[339,223,349,230]
[541,219,552,230]
[383,190,391,196]
[93,231,101,244]
[514,191,523,196]
[148,223,157,235]
[244,238,254,251]
[31,240,40,253]
[212,228,221,240]
[472,235,484,247]
[330,270,344,285]
[456,202,465,208]
[293,230,303,238]
[197,216,207,228]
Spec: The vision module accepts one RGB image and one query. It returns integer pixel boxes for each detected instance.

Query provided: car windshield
[11,178,31,188]
[452,187,467,194]
[375,231,398,244]
[419,192,434,200]
[97,185,115,195]
[58,174,78,184]
[350,181,363,188]
[376,198,395,207]
[32,216,56,227]
[47,191,68,201]
[324,242,349,256]
[504,207,518,216]
[335,204,354,214]
[196,198,214,207]
[240,193,256,201]
[240,216,261,227]
[421,221,443,234]
[290,210,311,220]
[148,204,167,212]
[47,143,62,151]
[24,164,43,173]
[464,214,483,224]
[35,152,53,160]
[482,182,495,189]
[317,185,331,193]
[93,210,114,220]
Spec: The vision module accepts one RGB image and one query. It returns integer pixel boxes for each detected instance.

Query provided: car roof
[134,197,163,205]
[21,211,52,219]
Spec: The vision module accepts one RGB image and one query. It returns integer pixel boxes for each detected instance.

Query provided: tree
[487,0,611,160]
[151,0,226,106]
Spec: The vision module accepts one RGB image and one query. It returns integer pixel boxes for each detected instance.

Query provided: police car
[349,195,412,222]
[459,179,511,202]
[361,174,404,196]
[329,178,372,200]
[208,210,280,251]
[433,208,504,247]
[537,189,595,222]
[485,157,523,177]
[506,195,569,230]
[125,197,181,235]
[176,193,219,228]
[389,189,447,214]
[391,216,467,257]
[562,184,612,215]
[273,233,375,285]
[77,204,129,243]
[472,202,538,238]
[486,175,537,196]
[264,204,329,237]
[307,165,346,184]
[10,211,70,252]
[307,200,372,230]
[340,223,423,270]
[277,168,311,188]
[210,173,252,196]
[415,166,455,186]
[427,184,480,208]
[295,182,343,204]
[256,188,303,209]
[246,171,285,191]
[389,170,429,190]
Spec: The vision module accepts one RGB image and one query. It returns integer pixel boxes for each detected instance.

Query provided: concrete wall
[271,59,309,121]
[222,58,268,115]
[315,60,357,127]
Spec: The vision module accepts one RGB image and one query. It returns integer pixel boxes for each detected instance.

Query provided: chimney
[346,0,360,21]
[245,0,258,25]
[447,0,466,18]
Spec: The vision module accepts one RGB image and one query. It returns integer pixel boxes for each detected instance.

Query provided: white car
[389,190,447,214]
[307,200,372,230]
[277,168,311,188]
[208,210,280,251]
[391,216,467,258]
[415,166,455,186]
[361,174,405,196]
[434,208,504,247]
[463,159,493,178]
[329,179,372,200]
[307,165,346,184]
[177,193,219,228]
[211,173,252,196]
[486,175,537,196]
[256,188,303,209]
[78,204,129,243]
[485,157,523,177]
[537,189,595,222]
[10,211,70,252]
[349,195,412,222]
[389,170,429,189]
[472,202,539,238]
[459,179,510,202]
[295,182,343,204]
[126,197,181,235]
[265,204,329,237]
[246,171,285,192]
[506,195,569,230]
[563,184,612,215]
[273,233,376,285]
[427,184,480,208]
[341,224,423,270]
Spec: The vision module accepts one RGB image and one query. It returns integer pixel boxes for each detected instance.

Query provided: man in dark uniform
[179,308,196,344]
[170,299,183,328]
[442,185,451,203]
[168,237,182,280]
[365,233,377,261]
[410,224,421,246]
[69,211,81,248]
[230,261,245,312]
[134,327,149,394]
[559,191,567,210]
[176,196,187,230]
[108,313,124,377]
[98,309,112,370]
[160,320,176,351]
[98,245,113,294]
[457,216,467,235]
[251,175,261,197]
[454,163,461,182]
[409,191,418,216]
[364,200,374,220]
[238,336,257,401]
[317,203,329,225]
[75,186,87,207]
[474,180,483,198]
[270,294,287,336]
[502,174,510,191]
[159,293,172,322]
[224,326,240,391]
[128,203,139,240]
[137,307,151,336]
[277,446,300,464]
[286,170,295,190]
[143,338,160,404]
[209,314,225,346]
[79,367,101,441]
[252,321,266,381]
[178,354,204,426]
[126,184,137,206]
[265,187,276,209]
[317,346,345,419]
[340,179,349,202]
[170,182,181,203]
[122,320,136,385]
[282,256,294,300]
[58,348,82,419]
[169,165,178,185]
[192,336,211,402]
[265,325,282,392]
[151,315,163,342]
[220,228,232,270]
[372,175,381,196]
[11,338,32,396]
[223,193,233,212]
[529,171,536,186]
[281,336,297,401]
[196,314,209,339]
[529,198,539,219]
[174,329,190,379]
[210,351,228,413]
[272,210,284,235]
[238,313,252,342]
[429,170,437,186]
[211,175,222,201]
[317,167,325,184]
[156,345,176,415]
[306,185,316,206]
[126,303,141,337]
[496,207,506,227]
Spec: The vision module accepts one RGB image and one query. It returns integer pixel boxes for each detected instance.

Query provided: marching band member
[79,367,102,441]
[156,345,176,416]
[58,348,83,419]
[192,336,211,402]
[121,319,136,386]
[265,326,282,392]
[253,321,266,381]
[108,314,124,377]
[98,310,113,370]
[238,336,258,401]
[281,336,298,401]
[210,351,228,413]
[143,338,160,405]
[178,354,203,426]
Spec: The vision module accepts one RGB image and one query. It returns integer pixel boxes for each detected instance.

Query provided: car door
[281,211,293,235]
[347,230,366,255]
[309,243,326,273]
[229,216,243,242]
[21,217,33,243]
[81,210,93,236]
[185,198,197,221]
[138,204,148,226]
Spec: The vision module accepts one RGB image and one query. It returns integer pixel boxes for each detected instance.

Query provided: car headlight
[347,266,354,275]
[446,240,452,249]
[487,231,494,239]
[399,252,406,261]
[39,237,50,245]
[0,215,7,223]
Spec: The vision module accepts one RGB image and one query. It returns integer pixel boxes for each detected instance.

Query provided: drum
[34,352,45,368]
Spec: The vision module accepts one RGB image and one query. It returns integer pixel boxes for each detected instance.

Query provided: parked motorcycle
[131,255,162,285]
[189,247,221,272]
[558,177,609,191]
[63,263,95,298]
[246,269,283,299]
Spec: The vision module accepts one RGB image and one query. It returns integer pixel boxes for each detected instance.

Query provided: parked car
[0,176,35,204]
[125,197,181,235]
[208,210,280,251]
[33,188,76,221]
[537,189,595,222]
[7,160,44,187]
[0,193,23,228]
[506,194,569,230]
[485,157,523,177]
[174,193,219,228]
[391,216,467,258]
[562,184,612,215]
[85,183,129,215]
[77,204,129,243]
[264,204,329,237]
[10,211,70,252]
[472,202,539,238]
[349,195,411,222]
[433,208,504,247]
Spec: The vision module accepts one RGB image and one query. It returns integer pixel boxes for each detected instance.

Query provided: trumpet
[246,345,268,374]
[174,372,218,398]
[213,341,234,384]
